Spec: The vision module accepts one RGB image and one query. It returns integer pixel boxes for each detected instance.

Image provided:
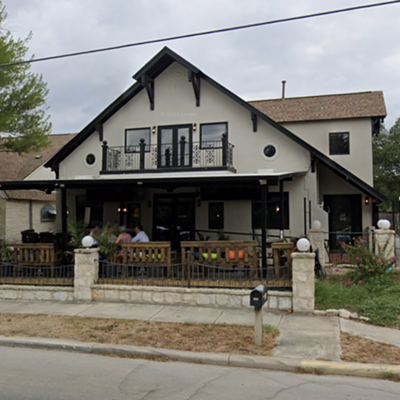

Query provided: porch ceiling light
[152,126,156,134]
[365,197,370,205]
[297,238,310,253]
[193,123,197,131]
[377,219,391,230]
[82,235,94,248]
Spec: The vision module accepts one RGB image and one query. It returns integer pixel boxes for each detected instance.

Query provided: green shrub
[341,237,397,282]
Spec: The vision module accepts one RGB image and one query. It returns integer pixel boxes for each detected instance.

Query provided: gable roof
[1,134,76,201]
[249,91,387,123]
[43,47,386,202]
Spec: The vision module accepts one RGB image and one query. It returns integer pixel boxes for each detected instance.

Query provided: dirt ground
[0,314,276,356]
[1,314,400,364]
[340,333,400,365]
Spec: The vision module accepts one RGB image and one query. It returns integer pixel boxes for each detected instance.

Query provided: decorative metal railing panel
[103,140,234,172]
[97,261,291,289]
[0,263,74,286]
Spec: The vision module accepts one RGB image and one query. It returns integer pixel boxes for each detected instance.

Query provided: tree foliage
[0,1,51,153]
[373,117,400,210]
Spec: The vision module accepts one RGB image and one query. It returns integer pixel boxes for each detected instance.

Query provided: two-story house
[2,47,385,264]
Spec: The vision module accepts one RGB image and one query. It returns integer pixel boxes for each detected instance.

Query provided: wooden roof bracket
[251,112,258,132]
[188,70,201,107]
[95,124,103,141]
[141,74,155,110]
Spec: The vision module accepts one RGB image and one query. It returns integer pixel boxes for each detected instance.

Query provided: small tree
[0,1,51,153]
[373,118,400,210]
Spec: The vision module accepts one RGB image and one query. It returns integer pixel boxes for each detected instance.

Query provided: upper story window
[200,122,227,149]
[125,128,150,153]
[329,132,349,155]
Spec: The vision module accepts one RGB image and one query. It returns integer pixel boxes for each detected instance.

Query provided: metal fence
[0,263,74,286]
[97,260,291,290]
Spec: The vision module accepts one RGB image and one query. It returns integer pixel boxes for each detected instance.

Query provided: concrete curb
[1,336,399,380]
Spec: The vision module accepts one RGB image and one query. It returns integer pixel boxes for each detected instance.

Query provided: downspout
[29,200,33,230]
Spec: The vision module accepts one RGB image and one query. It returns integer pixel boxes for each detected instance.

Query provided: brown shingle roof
[0,134,76,201]
[249,91,387,123]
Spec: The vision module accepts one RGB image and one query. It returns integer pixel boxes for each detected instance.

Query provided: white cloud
[4,0,400,131]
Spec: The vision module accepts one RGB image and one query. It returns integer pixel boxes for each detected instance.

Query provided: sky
[4,0,400,134]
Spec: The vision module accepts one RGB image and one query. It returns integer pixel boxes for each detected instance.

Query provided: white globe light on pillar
[82,235,94,248]
[311,220,322,229]
[377,219,391,230]
[297,238,310,252]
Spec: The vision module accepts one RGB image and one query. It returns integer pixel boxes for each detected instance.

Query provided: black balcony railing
[102,135,234,172]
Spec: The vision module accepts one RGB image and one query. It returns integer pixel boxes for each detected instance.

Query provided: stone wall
[92,285,293,310]
[0,285,74,301]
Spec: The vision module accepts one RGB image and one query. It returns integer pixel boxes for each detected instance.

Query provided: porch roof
[0,170,303,191]
[0,167,386,203]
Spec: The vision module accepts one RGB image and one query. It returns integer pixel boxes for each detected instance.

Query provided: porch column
[260,180,267,273]
[60,187,68,255]
[279,180,284,240]
[74,248,99,301]
[292,252,315,313]
[309,228,326,267]
[375,227,395,260]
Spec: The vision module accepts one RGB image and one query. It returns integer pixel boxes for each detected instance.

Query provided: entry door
[153,195,195,249]
[324,195,362,250]
[158,125,192,168]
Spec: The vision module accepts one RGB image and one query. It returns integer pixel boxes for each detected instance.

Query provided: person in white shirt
[131,224,149,242]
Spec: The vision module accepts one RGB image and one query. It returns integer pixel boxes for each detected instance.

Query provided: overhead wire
[0,0,399,68]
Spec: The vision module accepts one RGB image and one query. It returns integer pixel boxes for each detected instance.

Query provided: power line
[1,0,399,68]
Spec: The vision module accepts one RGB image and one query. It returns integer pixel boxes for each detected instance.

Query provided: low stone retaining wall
[0,285,74,302]
[92,285,293,310]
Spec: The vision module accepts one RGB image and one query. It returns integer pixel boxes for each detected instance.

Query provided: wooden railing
[13,244,63,278]
[181,240,258,270]
[119,242,174,265]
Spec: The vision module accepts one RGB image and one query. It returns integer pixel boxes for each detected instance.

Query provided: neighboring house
[0,47,386,260]
[0,134,76,243]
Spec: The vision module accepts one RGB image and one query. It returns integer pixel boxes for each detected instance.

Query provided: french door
[158,124,192,168]
[153,194,195,250]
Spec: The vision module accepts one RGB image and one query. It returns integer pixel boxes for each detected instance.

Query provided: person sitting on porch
[115,226,132,245]
[131,224,149,242]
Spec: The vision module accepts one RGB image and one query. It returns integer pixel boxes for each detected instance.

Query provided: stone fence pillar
[292,252,315,313]
[74,248,99,301]
[374,229,395,260]
[308,229,325,267]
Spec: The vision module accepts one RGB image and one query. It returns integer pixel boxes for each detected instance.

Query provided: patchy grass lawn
[341,333,400,365]
[315,272,400,328]
[0,314,277,356]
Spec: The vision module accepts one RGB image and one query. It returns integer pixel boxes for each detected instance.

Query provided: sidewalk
[0,300,400,378]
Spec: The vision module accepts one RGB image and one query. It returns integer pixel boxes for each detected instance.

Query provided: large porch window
[252,193,289,230]
[208,202,224,229]
[76,195,104,228]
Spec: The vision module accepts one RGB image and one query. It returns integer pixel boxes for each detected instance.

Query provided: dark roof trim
[44,47,386,202]
[0,173,298,191]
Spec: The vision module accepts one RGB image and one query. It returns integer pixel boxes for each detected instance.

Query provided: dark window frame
[329,132,350,155]
[252,193,289,230]
[41,204,56,223]
[125,127,151,154]
[200,122,228,149]
[208,202,224,230]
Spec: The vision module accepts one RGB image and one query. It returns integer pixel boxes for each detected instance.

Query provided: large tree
[373,117,400,210]
[0,1,51,153]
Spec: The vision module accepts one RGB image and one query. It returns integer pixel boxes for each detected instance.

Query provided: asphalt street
[1,347,399,400]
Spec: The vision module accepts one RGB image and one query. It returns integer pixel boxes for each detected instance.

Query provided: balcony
[101,136,234,173]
